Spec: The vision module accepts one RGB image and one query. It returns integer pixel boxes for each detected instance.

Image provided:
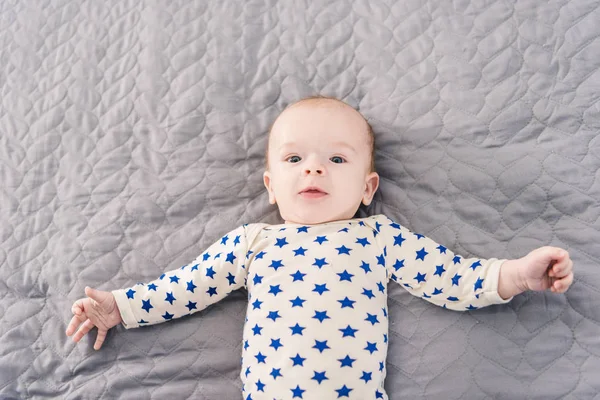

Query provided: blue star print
[291,385,305,398]
[226,252,236,264]
[113,216,510,399]
[313,284,329,295]
[393,259,405,271]
[434,265,445,277]
[470,260,482,270]
[252,324,263,336]
[337,270,354,282]
[275,237,289,248]
[339,325,358,337]
[336,385,353,397]
[364,342,378,354]
[362,288,375,299]
[416,248,428,261]
[313,310,330,323]
[206,287,218,296]
[290,323,305,336]
[268,311,281,321]
[359,261,371,273]
[205,267,216,279]
[290,270,306,281]
[356,237,370,247]
[313,340,330,353]
[293,247,307,256]
[338,297,356,308]
[393,234,405,246]
[312,371,328,384]
[365,313,379,325]
[451,273,462,286]
[270,368,282,379]
[291,354,306,366]
[226,272,236,285]
[336,245,352,255]
[269,260,284,271]
[165,292,176,305]
[186,280,197,292]
[252,299,262,309]
[141,299,153,312]
[314,236,328,245]
[290,296,306,307]
[474,277,484,291]
[255,352,267,363]
[338,355,356,367]
[360,371,372,383]
[268,285,282,296]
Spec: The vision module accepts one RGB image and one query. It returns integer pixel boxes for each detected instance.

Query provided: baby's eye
[287,155,301,163]
[330,156,345,164]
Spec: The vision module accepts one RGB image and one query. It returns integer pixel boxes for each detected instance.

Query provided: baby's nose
[304,166,324,175]
[303,156,326,175]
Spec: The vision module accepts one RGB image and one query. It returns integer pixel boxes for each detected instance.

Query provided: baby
[66,96,574,400]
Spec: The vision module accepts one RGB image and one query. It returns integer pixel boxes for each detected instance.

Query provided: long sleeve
[374,215,513,311]
[112,224,251,328]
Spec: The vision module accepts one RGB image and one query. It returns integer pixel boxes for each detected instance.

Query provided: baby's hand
[499,247,574,299]
[520,247,574,293]
[66,287,122,350]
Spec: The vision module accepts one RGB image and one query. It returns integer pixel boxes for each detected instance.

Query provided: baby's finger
[71,300,83,316]
[66,313,85,336]
[553,272,574,293]
[72,319,95,343]
[94,329,107,350]
[553,258,573,278]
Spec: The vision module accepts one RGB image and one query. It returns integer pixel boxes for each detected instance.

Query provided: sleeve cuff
[483,259,514,305]
[112,289,140,329]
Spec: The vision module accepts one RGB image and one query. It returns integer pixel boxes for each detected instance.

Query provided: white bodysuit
[113,214,511,400]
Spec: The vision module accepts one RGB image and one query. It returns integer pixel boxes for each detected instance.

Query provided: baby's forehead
[284,98,357,116]
[272,99,367,136]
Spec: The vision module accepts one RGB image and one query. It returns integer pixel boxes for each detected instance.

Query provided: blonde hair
[265,95,376,172]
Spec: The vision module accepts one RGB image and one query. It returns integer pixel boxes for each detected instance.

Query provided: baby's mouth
[299,187,328,198]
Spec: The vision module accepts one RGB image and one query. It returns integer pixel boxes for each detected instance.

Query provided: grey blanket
[1,0,599,399]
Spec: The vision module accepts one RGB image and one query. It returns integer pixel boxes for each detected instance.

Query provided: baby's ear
[263,171,277,204]
[362,172,379,206]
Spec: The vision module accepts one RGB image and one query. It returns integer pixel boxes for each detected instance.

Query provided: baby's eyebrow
[279,141,356,153]
[279,142,298,152]
[330,141,357,153]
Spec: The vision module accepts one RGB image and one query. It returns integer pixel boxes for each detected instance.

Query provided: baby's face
[264,101,379,225]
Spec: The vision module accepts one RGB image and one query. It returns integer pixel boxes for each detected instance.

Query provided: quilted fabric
[1,0,599,399]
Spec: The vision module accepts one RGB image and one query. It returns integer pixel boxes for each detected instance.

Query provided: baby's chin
[281,208,357,225]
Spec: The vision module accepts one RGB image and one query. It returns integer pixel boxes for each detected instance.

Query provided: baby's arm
[66,224,253,349]
[376,215,573,310]
[376,215,511,311]
[112,224,250,328]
